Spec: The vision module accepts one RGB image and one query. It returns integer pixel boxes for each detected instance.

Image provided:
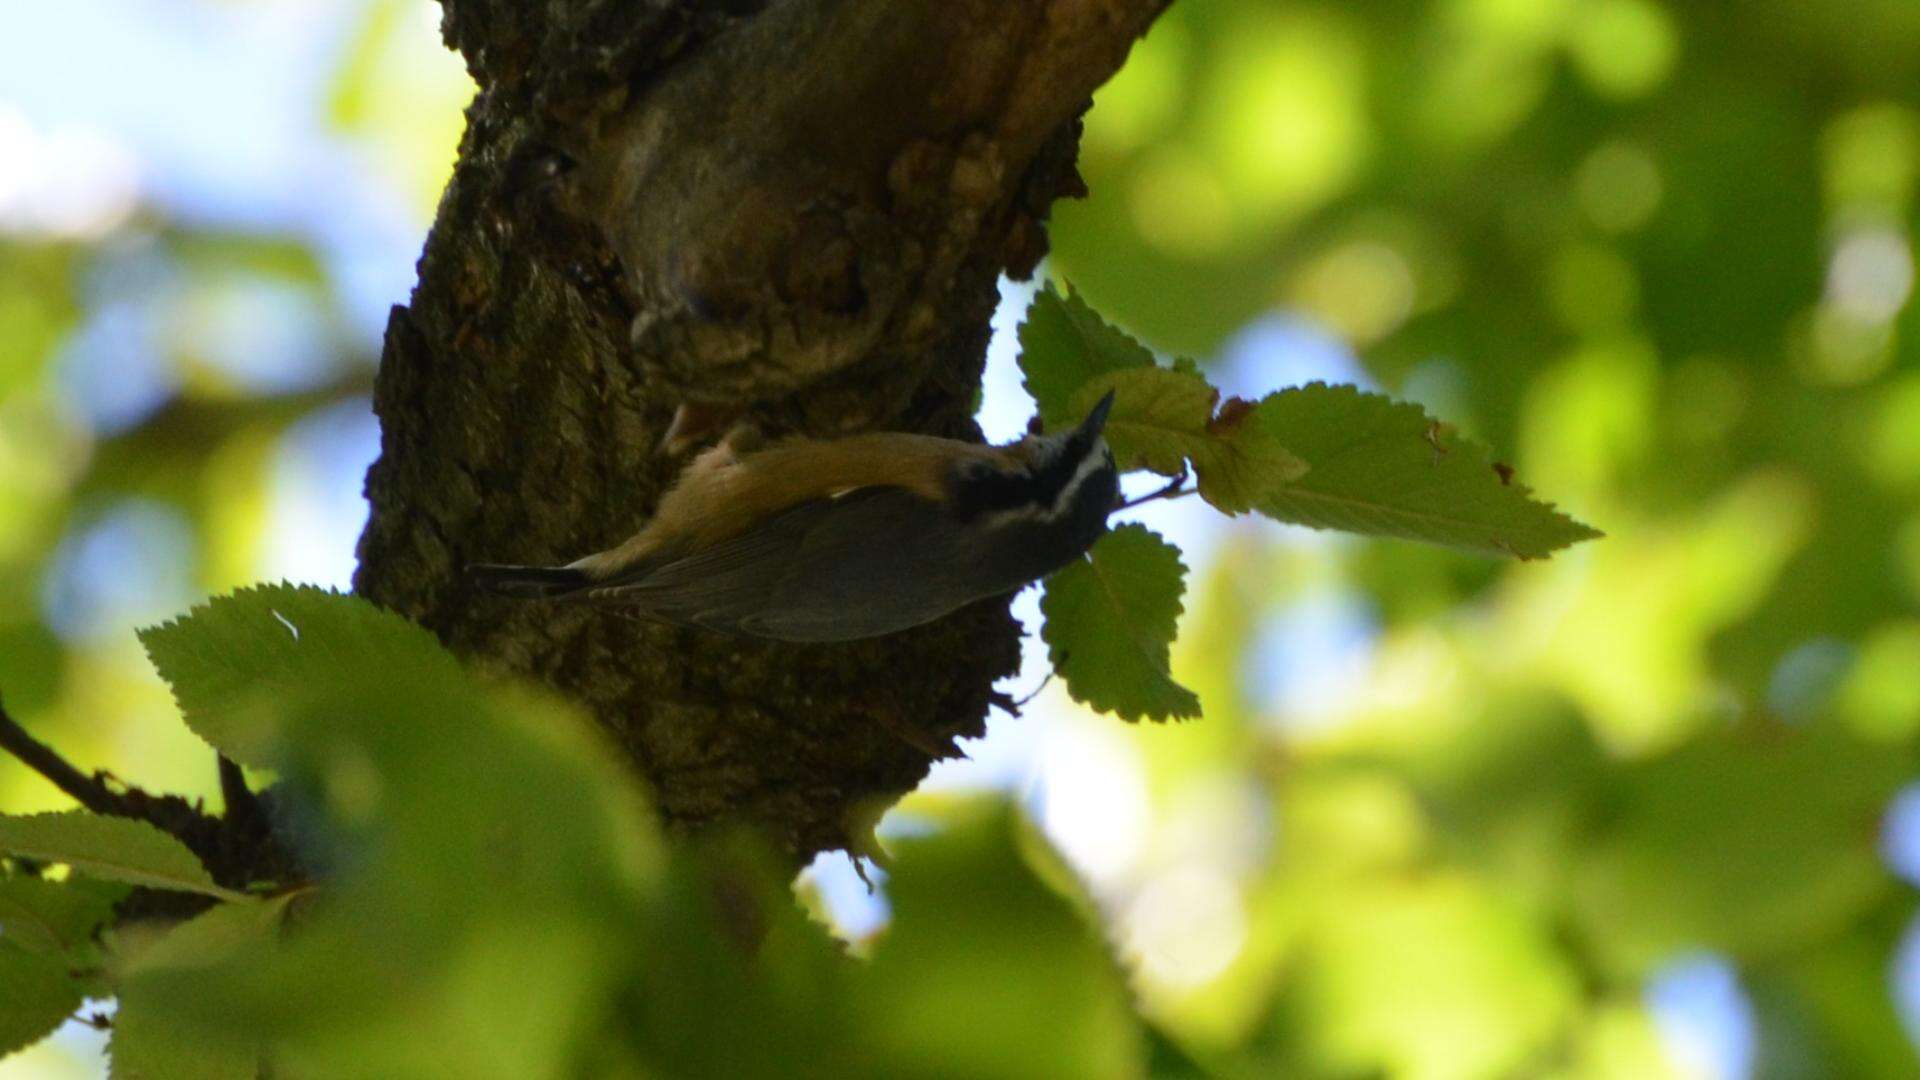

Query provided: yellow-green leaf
[1019,281,1157,431]
[0,812,241,902]
[1253,383,1602,559]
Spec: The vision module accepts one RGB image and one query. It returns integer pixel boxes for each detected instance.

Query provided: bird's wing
[581,486,972,641]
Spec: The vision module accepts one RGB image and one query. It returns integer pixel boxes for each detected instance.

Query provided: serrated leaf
[1252,383,1602,558]
[1019,281,1156,430]
[1188,398,1313,514]
[106,665,658,1078]
[1040,525,1200,721]
[0,812,241,901]
[0,874,124,959]
[1061,371,1308,513]
[1066,367,1214,475]
[0,939,82,1058]
[1022,287,1307,513]
[138,583,469,768]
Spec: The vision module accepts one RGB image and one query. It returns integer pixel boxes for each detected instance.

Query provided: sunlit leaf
[124,587,659,1077]
[0,812,239,901]
[138,583,468,768]
[1069,365,1213,475]
[1253,383,1602,558]
[1061,370,1309,513]
[1023,285,1307,510]
[1019,281,1157,431]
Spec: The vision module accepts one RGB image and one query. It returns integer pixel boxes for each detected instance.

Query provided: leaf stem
[0,695,129,817]
[1114,469,1198,513]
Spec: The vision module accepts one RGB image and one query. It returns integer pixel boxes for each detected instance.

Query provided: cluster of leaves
[1021,283,1599,722]
[0,289,1601,1076]
[0,586,1189,1078]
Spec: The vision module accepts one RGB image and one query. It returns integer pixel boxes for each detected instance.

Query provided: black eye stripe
[950,443,1103,520]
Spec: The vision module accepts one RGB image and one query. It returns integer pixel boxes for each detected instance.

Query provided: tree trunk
[353,0,1167,858]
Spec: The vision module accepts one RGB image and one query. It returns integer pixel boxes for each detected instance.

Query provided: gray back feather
[583,488,982,641]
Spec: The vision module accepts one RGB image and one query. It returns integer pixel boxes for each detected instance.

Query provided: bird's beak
[1079,389,1116,437]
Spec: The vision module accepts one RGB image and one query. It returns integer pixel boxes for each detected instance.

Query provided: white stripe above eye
[1052,441,1112,516]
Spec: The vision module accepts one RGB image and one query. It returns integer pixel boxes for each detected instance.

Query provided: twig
[0,695,129,817]
[218,755,264,832]
[987,656,1065,717]
[1114,468,1197,513]
[1012,667,1057,709]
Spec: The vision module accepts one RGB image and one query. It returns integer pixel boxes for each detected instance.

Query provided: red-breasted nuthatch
[470,391,1119,641]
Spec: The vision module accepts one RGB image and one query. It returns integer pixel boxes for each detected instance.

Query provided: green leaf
[1251,383,1602,558]
[1063,373,1309,512]
[1040,525,1200,721]
[0,812,241,901]
[122,895,296,977]
[115,656,658,1078]
[1069,367,1213,475]
[852,804,1144,1077]
[0,939,82,1059]
[0,873,125,959]
[1022,286,1306,513]
[1019,281,1156,430]
[111,897,291,1080]
[139,583,470,768]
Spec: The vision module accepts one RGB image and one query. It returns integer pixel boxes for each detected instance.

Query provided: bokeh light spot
[1880,785,1920,888]
[1576,140,1665,233]
[1765,637,1852,724]
[0,105,141,239]
[1201,13,1369,228]
[1841,622,1920,742]
[1128,146,1234,257]
[1036,717,1150,890]
[1865,374,1920,491]
[1823,104,1920,215]
[1288,240,1417,346]
[1645,953,1757,1080]
[1120,865,1248,991]
[41,500,197,643]
[263,398,380,590]
[1566,0,1680,101]
[1827,227,1914,323]
[1082,14,1190,156]
[1547,243,1641,336]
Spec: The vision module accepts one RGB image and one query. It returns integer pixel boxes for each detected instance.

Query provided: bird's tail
[468,563,592,600]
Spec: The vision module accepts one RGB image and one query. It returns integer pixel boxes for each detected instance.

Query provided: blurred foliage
[1038,0,1920,1073]
[2,0,1919,1076]
[5,589,1151,1078]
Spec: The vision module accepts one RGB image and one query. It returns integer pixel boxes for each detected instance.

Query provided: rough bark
[354,0,1167,858]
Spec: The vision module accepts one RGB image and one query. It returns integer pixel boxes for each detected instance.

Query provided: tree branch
[0,695,129,817]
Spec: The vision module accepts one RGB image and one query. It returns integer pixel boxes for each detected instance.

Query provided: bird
[469,391,1119,641]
